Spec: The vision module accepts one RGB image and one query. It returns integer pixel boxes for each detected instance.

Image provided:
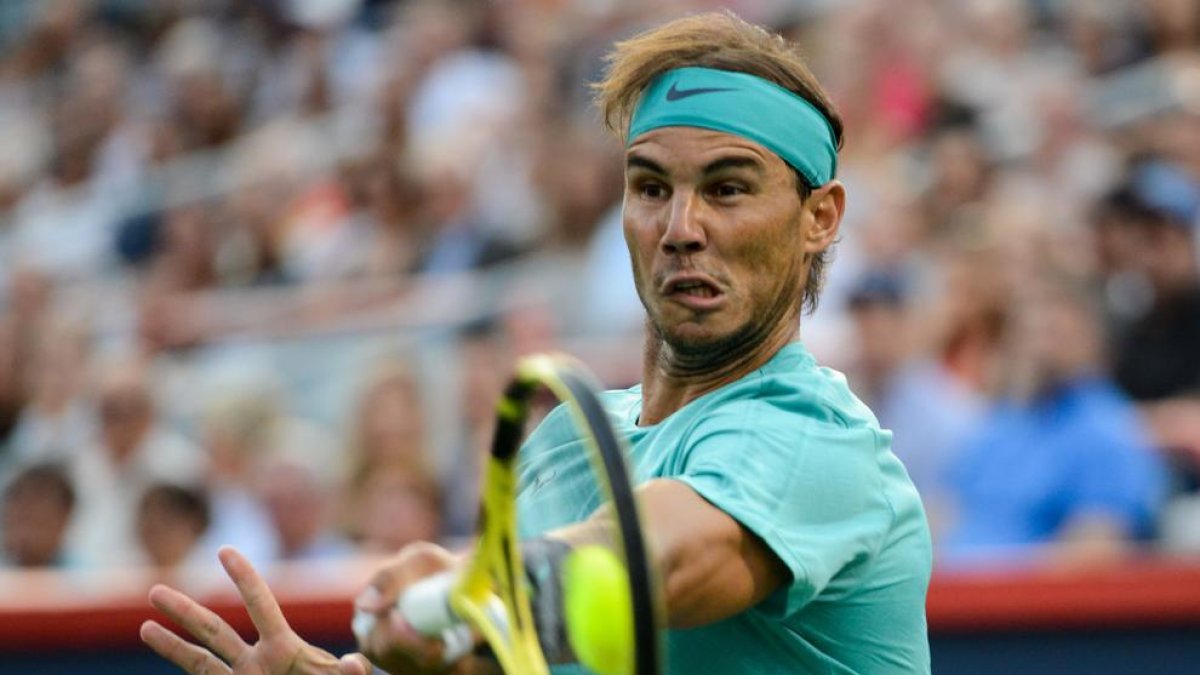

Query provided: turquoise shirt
[516,342,932,674]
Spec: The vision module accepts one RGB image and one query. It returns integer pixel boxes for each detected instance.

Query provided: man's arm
[550,477,790,628]
[354,479,791,670]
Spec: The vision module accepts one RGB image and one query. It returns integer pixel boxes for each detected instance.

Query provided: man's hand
[353,542,499,675]
[140,546,372,675]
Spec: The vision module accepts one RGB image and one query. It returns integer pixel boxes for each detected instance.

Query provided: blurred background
[0,0,1197,672]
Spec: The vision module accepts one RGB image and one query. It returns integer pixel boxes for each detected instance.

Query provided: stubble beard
[646,284,801,381]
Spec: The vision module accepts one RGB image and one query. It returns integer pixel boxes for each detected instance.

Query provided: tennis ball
[563,545,634,675]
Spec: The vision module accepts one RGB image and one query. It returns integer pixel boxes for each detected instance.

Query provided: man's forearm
[548,478,789,629]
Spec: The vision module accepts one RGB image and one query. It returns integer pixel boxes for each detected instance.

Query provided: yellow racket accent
[417,352,660,675]
[449,456,547,674]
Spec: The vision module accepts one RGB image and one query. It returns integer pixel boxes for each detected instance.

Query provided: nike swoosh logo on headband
[666,83,736,101]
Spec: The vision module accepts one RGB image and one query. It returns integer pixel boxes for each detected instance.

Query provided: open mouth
[662,275,724,305]
[669,279,720,298]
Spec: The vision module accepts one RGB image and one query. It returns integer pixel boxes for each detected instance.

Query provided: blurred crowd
[0,0,1198,577]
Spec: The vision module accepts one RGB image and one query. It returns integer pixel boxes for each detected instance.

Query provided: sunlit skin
[530,127,847,630]
[140,125,847,674]
[624,127,844,425]
[361,127,848,657]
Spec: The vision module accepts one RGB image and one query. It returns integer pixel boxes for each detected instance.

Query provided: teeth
[673,282,714,297]
[668,278,719,299]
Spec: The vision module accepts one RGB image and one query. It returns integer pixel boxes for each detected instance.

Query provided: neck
[638,316,799,426]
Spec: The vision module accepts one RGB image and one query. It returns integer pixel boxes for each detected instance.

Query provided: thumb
[338,653,374,675]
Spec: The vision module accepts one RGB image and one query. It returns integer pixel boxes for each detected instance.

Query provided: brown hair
[594,11,845,313]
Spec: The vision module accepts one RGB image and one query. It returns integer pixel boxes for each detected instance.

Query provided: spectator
[348,459,442,554]
[65,357,205,567]
[281,153,425,283]
[352,155,426,279]
[0,266,56,450]
[252,448,353,562]
[347,359,428,470]
[7,316,93,463]
[410,158,523,276]
[1,462,75,568]
[156,18,244,153]
[532,122,622,249]
[136,482,210,572]
[0,0,1197,577]
[1059,0,1148,75]
[194,386,283,567]
[919,126,994,237]
[7,128,120,284]
[941,276,1167,567]
[1102,161,1200,486]
[1137,0,1200,56]
[143,203,221,294]
[1108,161,1200,402]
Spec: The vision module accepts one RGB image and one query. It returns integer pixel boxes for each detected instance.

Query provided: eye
[709,182,747,199]
[637,181,669,200]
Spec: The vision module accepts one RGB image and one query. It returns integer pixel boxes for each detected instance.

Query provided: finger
[217,546,290,638]
[338,653,373,675]
[353,542,461,671]
[356,542,458,612]
[353,600,448,672]
[366,610,447,671]
[148,585,248,664]
[141,620,232,675]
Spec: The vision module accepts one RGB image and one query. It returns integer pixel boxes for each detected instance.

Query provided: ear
[803,180,845,255]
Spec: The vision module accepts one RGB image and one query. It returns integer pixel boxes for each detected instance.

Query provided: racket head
[448,353,663,675]
[513,354,664,675]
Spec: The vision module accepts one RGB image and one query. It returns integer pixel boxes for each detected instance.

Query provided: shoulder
[691,343,884,443]
[1070,380,1157,455]
[140,429,207,482]
[673,345,902,528]
[680,346,891,489]
[1061,379,1147,436]
[522,385,641,451]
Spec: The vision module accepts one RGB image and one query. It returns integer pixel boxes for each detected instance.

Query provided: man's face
[623,127,815,357]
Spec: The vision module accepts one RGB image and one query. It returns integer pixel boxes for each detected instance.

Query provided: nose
[661,191,707,255]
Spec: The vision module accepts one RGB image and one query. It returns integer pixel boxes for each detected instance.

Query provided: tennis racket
[354,353,663,675]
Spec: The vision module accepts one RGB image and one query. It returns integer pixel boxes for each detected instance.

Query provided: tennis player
[141,11,931,675]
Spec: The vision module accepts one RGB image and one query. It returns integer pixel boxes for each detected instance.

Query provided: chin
[657,319,746,356]
[655,302,792,365]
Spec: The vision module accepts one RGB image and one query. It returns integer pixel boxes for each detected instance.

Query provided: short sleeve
[673,398,894,616]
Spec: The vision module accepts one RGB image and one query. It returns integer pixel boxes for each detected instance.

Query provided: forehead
[626,126,791,174]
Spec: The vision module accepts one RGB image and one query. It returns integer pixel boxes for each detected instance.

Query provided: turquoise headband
[627,66,838,187]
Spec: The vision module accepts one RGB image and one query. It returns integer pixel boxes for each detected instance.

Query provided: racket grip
[351,571,474,663]
[401,571,475,663]
[400,570,458,634]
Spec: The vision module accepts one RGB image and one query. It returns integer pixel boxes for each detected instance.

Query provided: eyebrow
[702,157,765,175]
[625,154,765,176]
[626,155,666,174]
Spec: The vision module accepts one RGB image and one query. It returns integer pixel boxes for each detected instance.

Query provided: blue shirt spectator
[942,375,1166,565]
